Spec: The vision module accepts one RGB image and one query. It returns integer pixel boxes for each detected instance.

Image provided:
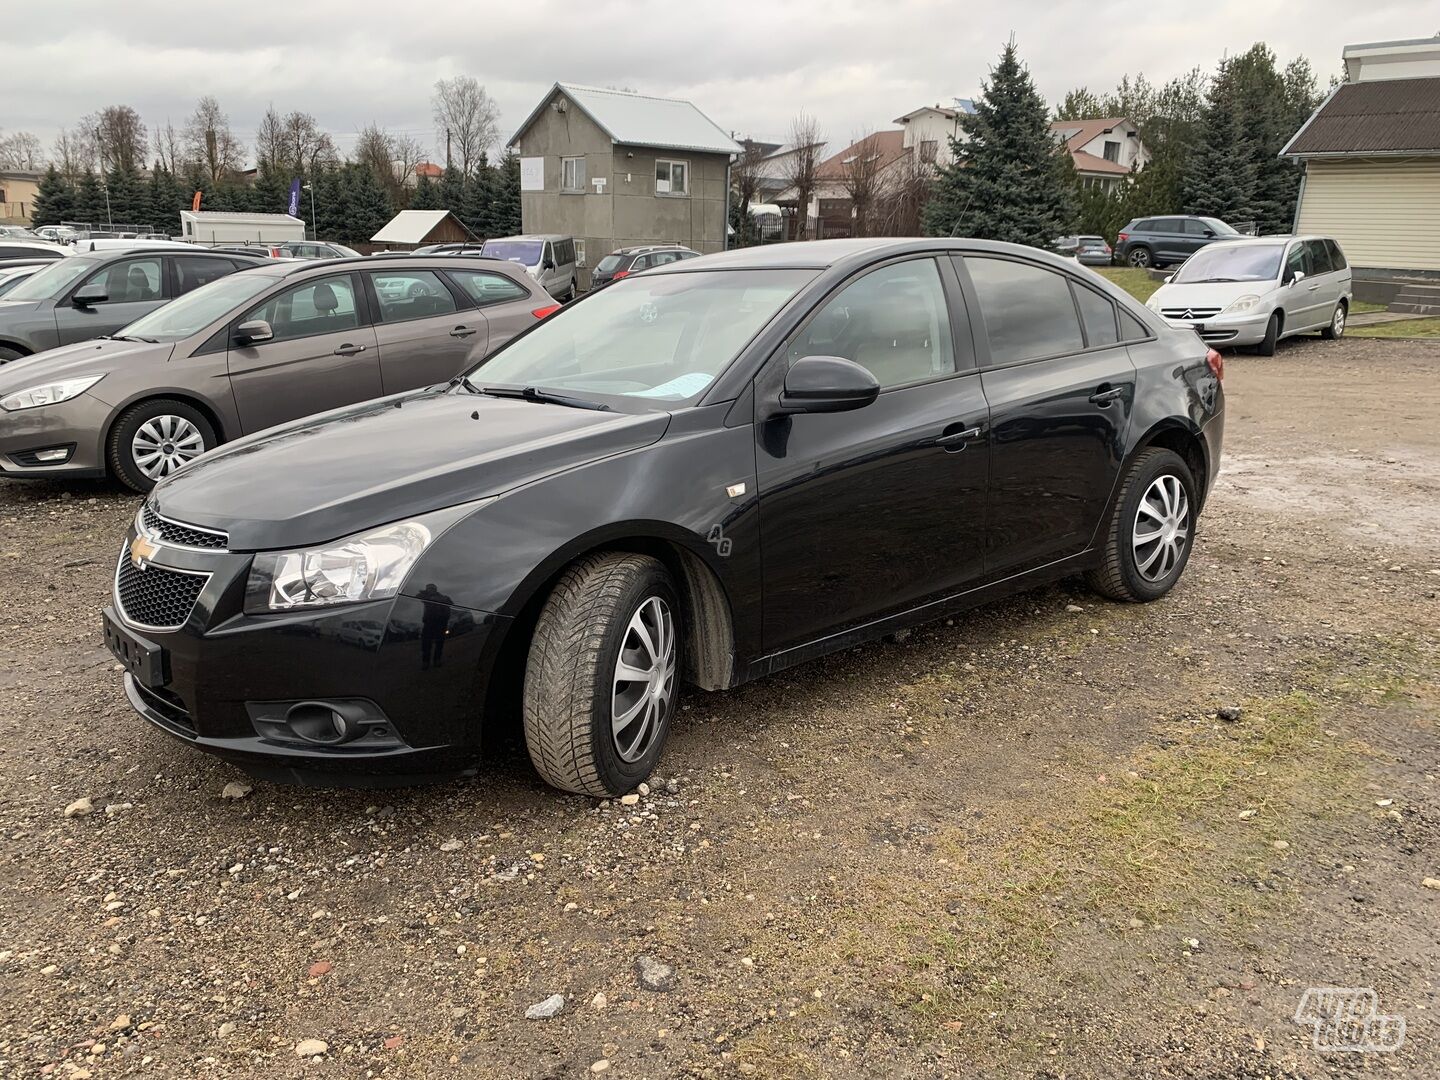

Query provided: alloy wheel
[131,415,206,480]
[1332,305,1346,336]
[611,596,676,762]
[1132,474,1189,582]
[1128,248,1150,268]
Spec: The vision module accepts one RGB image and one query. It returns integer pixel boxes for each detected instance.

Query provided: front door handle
[1089,386,1124,405]
[450,326,478,338]
[333,343,366,356]
[936,425,982,451]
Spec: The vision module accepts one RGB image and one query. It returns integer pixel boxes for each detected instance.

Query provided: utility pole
[445,128,452,171]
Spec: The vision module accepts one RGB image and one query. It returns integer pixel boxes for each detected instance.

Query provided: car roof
[0,239,70,253]
[615,244,694,256]
[646,237,1099,277]
[487,234,571,242]
[255,254,535,279]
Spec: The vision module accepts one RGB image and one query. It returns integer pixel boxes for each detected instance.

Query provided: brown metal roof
[1283,77,1440,156]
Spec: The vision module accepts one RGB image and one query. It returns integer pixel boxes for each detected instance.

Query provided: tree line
[21,78,521,245]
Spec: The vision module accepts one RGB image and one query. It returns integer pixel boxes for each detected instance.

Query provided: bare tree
[782,113,824,240]
[729,137,770,245]
[432,76,499,177]
[52,127,96,182]
[183,96,242,181]
[355,123,400,199]
[153,119,184,173]
[254,107,337,177]
[0,131,43,170]
[839,131,889,237]
[391,133,428,191]
[83,105,147,172]
[878,152,935,236]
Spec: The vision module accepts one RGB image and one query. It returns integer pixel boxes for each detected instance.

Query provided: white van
[481,235,578,301]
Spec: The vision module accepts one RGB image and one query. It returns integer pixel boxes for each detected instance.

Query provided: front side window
[368,270,457,323]
[789,259,956,389]
[86,257,163,303]
[470,268,813,408]
[965,256,1084,365]
[245,275,360,343]
[447,269,529,306]
[656,159,689,196]
[561,157,587,192]
[1285,243,1311,281]
[174,256,238,295]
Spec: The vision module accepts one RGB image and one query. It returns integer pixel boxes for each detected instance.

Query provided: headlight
[1145,294,1161,312]
[0,374,105,411]
[1222,294,1262,315]
[242,502,489,614]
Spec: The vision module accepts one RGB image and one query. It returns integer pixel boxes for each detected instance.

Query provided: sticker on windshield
[631,372,714,399]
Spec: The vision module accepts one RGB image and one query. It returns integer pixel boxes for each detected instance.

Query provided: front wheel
[1255,312,1280,357]
[107,398,218,493]
[1127,246,1152,268]
[1321,301,1346,340]
[523,552,681,796]
[1086,448,1198,603]
[0,346,27,365]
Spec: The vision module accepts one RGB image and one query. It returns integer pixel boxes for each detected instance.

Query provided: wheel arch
[1128,419,1209,507]
[102,390,230,457]
[0,338,32,357]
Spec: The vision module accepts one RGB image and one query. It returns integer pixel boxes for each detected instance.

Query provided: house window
[656,159,689,196]
[1103,140,1120,163]
[561,156,586,193]
[919,140,938,164]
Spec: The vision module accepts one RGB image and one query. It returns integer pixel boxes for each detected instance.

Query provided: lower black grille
[133,681,196,737]
[141,504,228,550]
[115,553,209,630]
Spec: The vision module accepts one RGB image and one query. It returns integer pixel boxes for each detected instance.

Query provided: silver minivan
[480,235,578,301]
[1146,235,1352,355]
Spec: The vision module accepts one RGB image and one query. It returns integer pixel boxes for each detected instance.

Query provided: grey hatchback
[0,248,271,364]
[0,256,555,490]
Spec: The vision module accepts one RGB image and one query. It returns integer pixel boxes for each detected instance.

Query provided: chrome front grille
[1161,307,1223,320]
[140,503,228,551]
[114,550,210,631]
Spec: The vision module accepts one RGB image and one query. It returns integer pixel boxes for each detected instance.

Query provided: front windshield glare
[120,271,277,341]
[470,269,815,406]
[3,258,92,302]
[1174,244,1284,284]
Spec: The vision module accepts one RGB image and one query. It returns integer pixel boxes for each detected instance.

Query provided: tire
[564,279,577,303]
[107,398,218,493]
[1127,246,1152,268]
[1321,300,1346,340]
[1255,312,1280,357]
[1085,448,1198,603]
[523,552,681,796]
[0,345,26,365]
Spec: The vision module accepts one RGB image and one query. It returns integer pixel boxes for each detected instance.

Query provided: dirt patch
[0,336,1436,1078]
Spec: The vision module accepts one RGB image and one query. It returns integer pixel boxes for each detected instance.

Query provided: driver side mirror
[1288,270,1306,286]
[234,319,273,346]
[72,283,107,307]
[1201,229,1214,238]
[542,258,556,271]
[777,355,880,414]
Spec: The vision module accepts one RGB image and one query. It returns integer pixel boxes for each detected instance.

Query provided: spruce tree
[439,166,466,218]
[74,171,107,228]
[104,165,146,229]
[341,163,393,246]
[460,153,493,238]
[145,167,184,237]
[30,166,75,227]
[487,153,522,238]
[409,172,442,211]
[924,40,1071,247]
[1182,60,1257,225]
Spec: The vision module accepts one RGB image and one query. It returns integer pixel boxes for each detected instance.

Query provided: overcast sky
[4,1,1437,163]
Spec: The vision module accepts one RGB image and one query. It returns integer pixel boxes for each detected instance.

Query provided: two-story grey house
[507,83,740,289]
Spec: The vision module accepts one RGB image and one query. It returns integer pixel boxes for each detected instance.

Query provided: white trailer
[179,211,306,245]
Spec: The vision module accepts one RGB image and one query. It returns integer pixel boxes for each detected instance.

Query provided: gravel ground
[0,334,1436,1079]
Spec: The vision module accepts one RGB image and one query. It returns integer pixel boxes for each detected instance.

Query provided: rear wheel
[1086,448,1197,603]
[1127,246,1152,268]
[1321,300,1346,340]
[107,398,218,492]
[563,279,577,303]
[1255,312,1280,356]
[522,552,681,796]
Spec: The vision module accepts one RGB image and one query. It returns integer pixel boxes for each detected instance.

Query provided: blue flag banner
[288,178,301,218]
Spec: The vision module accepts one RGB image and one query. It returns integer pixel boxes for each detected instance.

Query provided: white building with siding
[1282,35,1440,280]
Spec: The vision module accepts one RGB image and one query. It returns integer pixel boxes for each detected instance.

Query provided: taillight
[1205,347,1224,381]
[531,304,561,319]
[612,269,630,279]
[1117,232,1129,244]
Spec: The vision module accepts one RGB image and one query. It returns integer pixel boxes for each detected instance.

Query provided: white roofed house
[369,209,475,250]
[893,98,976,168]
[507,82,740,289]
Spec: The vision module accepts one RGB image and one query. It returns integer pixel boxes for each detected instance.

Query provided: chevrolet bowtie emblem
[130,535,158,569]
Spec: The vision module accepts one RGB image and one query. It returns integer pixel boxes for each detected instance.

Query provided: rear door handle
[450,326,478,338]
[936,425,982,450]
[1089,386,1124,405]
[333,343,366,356]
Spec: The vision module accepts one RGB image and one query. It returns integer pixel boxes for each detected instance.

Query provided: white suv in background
[1146,236,1353,355]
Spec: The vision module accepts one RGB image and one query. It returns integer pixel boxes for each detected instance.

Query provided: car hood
[0,337,172,394]
[1150,280,1275,312]
[151,389,672,551]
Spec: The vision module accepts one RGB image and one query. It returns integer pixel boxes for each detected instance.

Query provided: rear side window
[1306,240,1334,275]
[1072,284,1118,347]
[174,256,237,295]
[1325,239,1347,270]
[1133,220,1154,232]
[965,257,1084,365]
[447,269,530,306]
[367,270,458,323]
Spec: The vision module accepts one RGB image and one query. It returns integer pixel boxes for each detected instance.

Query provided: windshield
[596,254,624,273]
[119,270,277,341]
[1202,218,1240,237]
[332,244,361,258]
[482,240,543,265]
[3,257,94,301]
[1173,243,1284,284]
[467,268,815,408]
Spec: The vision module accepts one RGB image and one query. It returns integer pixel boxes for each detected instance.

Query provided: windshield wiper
[449,373,480,394]
[107,334,160,342]
[1189,277,1242,284]
[479,385,610,411]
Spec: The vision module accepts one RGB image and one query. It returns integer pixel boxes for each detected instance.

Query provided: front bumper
[1160,309,1271,348]
[105,530,511,783]
[0,394,110,479]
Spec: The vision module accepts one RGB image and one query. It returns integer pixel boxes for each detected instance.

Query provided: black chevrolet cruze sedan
[103,239,1225,796]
